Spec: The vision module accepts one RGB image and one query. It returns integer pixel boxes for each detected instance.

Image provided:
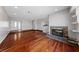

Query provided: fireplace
[50,26,68,38]
[51,28,63,37]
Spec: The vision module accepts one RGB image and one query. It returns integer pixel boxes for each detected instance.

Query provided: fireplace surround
[50,26,68,38]
[51,28,63,37]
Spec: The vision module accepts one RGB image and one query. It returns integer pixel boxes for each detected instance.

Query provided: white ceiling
[3,6,69,20]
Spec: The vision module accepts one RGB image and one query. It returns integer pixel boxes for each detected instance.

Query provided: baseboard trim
[10,29,43,33]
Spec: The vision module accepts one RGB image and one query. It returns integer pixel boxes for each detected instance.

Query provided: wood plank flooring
[0,30,79,52]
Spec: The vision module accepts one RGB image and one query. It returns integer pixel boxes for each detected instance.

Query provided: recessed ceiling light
[14,6,18,8]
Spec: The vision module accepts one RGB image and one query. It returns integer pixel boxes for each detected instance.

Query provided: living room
[0,6,79,52]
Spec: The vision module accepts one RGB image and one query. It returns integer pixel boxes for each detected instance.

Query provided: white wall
[10,18,49,32]
[22,20,32,30]
[49,9,71,26]
[9,18,32,31]
[49,9,72,37]
[34,19,49,33]
[0,7,10,43]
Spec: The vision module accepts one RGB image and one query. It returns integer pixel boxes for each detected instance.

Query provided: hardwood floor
[0,30,79,52]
